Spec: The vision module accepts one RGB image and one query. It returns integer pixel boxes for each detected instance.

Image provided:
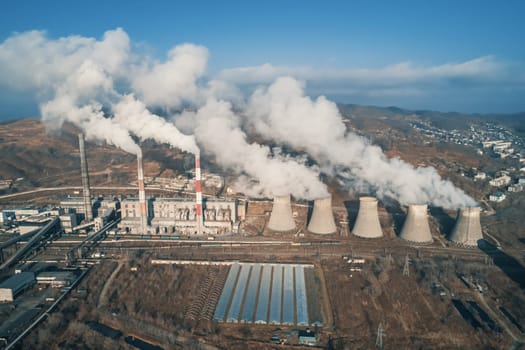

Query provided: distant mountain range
[339,104,525,136]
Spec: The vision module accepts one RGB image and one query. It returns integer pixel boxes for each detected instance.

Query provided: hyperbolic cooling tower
[399,204,433,244]
[352,196,383,238]
[448,206,483,248]
[267,194,296,232]
[308,195,337,234]
[78,134,92,222]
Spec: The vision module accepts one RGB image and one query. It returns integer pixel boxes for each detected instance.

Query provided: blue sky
[0,0,524,116]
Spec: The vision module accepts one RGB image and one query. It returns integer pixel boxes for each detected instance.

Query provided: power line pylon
[403,254,410,276]
[376,322,385,349]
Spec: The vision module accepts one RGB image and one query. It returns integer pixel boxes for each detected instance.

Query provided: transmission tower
[403,254,410,276]
[376,323,385,349]
[386,253,394,265]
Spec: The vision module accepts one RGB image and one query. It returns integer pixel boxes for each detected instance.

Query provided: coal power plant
[54,135,490,245]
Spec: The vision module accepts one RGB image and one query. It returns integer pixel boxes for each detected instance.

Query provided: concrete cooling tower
[399,204,433,244]
[352,197,383,238]
[448,206,483,248]
[308,195,337,234]
[267,194,296,232]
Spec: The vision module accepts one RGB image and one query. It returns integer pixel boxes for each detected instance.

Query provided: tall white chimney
[195,151,204,234]
[137,148,148,233]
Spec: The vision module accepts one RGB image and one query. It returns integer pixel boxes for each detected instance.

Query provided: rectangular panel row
[241,264,262,323]
[226,264,251,322]
[255,264,272,324]
[213,263,240,321]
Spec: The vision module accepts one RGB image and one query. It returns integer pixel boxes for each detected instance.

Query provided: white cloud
[131,43,208,108]
[219,56,523,98]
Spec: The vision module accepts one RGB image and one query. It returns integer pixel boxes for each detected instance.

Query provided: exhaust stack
[352,196,383,238]
[195,152,203,234]
[448,206,483,248]
[137,148,148,233]
[399,204,433,244]
[78,134,92,222]
[268,194,296,232]
[308,195,337,234]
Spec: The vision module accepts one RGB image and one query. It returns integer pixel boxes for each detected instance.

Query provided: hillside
[0,118,189,191]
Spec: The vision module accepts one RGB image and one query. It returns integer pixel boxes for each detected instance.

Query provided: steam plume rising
[246,77,476,209]
[187,98,328,200]
[113,94,198,154]
[0,28,476,207]
[41,93,140,155]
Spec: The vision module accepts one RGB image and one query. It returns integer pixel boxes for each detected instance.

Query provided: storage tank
[399,204,433,244]
[448,206,483,248]
[352,196,383,238]
[308,195,337,234]
[267,194,296,232]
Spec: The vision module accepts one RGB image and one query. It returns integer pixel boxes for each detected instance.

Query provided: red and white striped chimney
[195,151,203,234]
[137,148,148,233]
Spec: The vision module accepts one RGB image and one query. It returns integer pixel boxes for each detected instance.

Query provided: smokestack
[78,134,92,222]
[267,194,296,232]
[352,196,383,238]
[308,195,337,234]
[448,206,483,248]
[399,204,433,244]
[137,148,148,233]
[195,151,203,235]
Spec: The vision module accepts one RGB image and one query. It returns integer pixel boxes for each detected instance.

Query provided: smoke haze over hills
[0,28,478,206]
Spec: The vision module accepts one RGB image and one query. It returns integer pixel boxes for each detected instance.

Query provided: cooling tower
[448,206,483,248]
[352,197,383,238]
[308,195,337,234]
[195,152,204,234]
[137,149,148,233]
[78,134,92,222]
[399,204,433,244]
[267,194,296,232]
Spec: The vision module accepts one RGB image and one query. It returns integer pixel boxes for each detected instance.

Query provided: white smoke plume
[184,98,328,199]
[131,44,209,109]
[245,76,476,209]
[0,28,477,206]
[113,94,198,154]
[38,44,141,154]
[1,29,200,155]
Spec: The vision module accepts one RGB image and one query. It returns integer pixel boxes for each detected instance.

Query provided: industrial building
[213,263,318,326]
[118,197,241,235]
[489,175,511,187]
[36,271,77,288]
[0,272,35,302]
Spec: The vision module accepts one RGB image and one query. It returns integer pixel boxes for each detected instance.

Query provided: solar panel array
[213,263,314,325]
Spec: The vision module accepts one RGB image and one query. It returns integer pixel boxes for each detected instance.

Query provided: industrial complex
[0,131,522,350]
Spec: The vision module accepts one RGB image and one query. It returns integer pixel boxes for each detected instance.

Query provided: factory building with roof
[0,272,35,302]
